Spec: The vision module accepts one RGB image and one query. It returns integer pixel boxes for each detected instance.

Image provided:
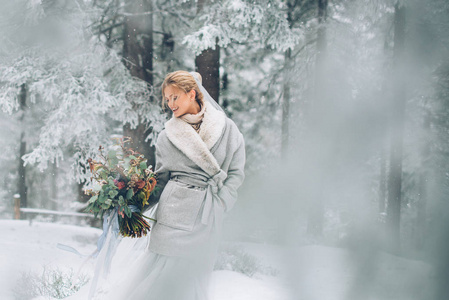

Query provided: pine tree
[0,1,164,208]
[386,1,406,254]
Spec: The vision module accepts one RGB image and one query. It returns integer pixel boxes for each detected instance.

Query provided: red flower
[117,181,126,190]
[135,180,145,190]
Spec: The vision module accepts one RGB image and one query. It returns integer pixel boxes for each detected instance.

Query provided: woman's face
[164,85,198,118]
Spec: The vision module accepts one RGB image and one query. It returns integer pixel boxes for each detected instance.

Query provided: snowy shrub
[13,266,89,300]
[214,245,277,277]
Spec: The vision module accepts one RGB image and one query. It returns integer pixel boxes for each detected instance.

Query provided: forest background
[1,0,449,298]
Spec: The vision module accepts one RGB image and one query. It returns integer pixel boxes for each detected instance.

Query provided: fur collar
[165,101,226,176]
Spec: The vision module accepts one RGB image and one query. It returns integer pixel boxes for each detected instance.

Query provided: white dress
[88,207,218,300]
[102,252,213,300]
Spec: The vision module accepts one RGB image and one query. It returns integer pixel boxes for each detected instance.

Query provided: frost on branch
[183,0,302,54]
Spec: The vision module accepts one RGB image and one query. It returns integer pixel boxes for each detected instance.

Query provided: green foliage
[108,150,119,168]
[118,195,125,206]
[139,161,147,171]
[126,188,134,200]
[125,206,132,218]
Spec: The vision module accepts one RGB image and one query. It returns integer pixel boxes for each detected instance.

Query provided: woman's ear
[190,89,196,101]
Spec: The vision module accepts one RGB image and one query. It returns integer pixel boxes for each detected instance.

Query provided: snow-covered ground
[0,220,435,300]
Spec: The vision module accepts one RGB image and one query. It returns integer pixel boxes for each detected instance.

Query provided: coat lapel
[165,102,226,176]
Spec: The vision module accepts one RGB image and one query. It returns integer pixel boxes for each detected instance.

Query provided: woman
[99,70,245,300]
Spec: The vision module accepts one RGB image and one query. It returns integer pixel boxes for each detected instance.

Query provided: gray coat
[148,102,245,257]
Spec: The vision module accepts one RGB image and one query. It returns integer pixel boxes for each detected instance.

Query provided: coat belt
[170,170,227,225]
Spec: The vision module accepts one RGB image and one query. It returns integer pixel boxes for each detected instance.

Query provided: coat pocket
[157,181,207,231]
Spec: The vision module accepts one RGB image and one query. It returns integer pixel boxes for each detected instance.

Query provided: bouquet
[85,137,157,238]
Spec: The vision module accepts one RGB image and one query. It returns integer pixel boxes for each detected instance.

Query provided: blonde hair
[161,71,204,108]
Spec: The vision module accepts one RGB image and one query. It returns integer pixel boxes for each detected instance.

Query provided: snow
[0,220,99,300]
[0,220,434,300]
[211,271,289,300]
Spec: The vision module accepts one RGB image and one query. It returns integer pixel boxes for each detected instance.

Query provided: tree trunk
[379,38,390,217]
[281,1,295,161]
[386,2,406,254]
[50,162,58,211]
[195,45,220,103]
[281,47,292,158]
[161,32,174,61]
[123,0,153,85]
[416,112,430,250]
[306,0,328,237]
[195,0,220,103]
[18,84,27,210]
[122,0,155,167]
[379,145,387,213]
[221,72,229,111]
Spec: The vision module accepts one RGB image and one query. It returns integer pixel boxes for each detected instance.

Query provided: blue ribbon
[56,207,122,300]
[56,208,120,259]
[94,208,120,258]
[128,204,140,213]
[88,208,121,299]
